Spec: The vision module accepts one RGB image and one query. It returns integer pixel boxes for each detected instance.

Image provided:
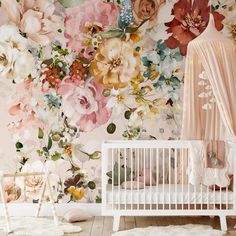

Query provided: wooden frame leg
[46,175,59,226]
[35,178,47,217]
[219,215,227,232]
[35,172,59,225]
[113,214,120,232]
[0,172,12,233]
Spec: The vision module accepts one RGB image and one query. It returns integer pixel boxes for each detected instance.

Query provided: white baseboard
[0,203,101,216]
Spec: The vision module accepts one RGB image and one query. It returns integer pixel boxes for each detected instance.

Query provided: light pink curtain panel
[181,15,236,141]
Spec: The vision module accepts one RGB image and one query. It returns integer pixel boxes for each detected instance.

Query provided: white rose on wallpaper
[0,24,35,83]
[0,24,28,50]
[0,44,17,78]
[13,50,36,83]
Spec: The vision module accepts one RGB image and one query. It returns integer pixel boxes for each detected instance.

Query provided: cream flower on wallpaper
[106,88,131,116]
[223,6,236,42]
[15,161,45,200]
[129,105,158,127]
[1,0,62,46]
[0,25,35,83]
[71,140,90,164]
[90,38,141,89]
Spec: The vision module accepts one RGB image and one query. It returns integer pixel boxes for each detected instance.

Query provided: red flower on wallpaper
[164,0,225,55]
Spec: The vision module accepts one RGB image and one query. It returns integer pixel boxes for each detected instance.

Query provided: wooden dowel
[3,172,44,178]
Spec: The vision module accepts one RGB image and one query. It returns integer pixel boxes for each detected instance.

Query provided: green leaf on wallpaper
[103,89,111,97]
[96,196,102,203]
[158,75,166,82]
[88,181,96,190]
[100,29,124,39]
[58,0,85,8]
[42,58,53,66]
[38,128,44,139]
[106,0,121,4]
[107,123,116,134]
[125,17,150,33]
[90,151,101,160]
[142,56,152,67]
[43,147,49,153]
[124,110,132,120]
[47,137,53,150]
[51,152,61,161]
[15,142,23,150]
[171,76,181,86]
[77,57,90,64]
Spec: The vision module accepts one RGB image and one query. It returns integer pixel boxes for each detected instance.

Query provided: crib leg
[0,172,12,234]
[219,215,227,232]
[113,214,120,232]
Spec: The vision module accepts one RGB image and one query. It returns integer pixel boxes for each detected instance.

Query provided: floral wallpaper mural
[0,0,235,203]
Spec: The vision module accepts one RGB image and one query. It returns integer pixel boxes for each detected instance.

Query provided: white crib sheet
[106,184,234,204]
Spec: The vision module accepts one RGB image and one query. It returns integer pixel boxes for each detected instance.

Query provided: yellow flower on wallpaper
[90,38,141,89]
[67,186,85,201]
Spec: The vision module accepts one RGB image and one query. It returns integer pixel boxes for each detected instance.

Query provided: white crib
[101,140,236,232]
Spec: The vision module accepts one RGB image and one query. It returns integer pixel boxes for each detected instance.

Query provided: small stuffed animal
[106,162,131,186]
[121,181,144,189]
[134,169,156,186]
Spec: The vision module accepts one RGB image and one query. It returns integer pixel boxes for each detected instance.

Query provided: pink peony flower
[65,0,118,52]
[8,79,50,132]
[58,79,112,132]
[3,181,21,203]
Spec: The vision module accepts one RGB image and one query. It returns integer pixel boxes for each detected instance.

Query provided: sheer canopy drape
[181,16,236,141]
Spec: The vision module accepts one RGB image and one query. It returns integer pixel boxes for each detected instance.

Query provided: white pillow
[63,208,92,223]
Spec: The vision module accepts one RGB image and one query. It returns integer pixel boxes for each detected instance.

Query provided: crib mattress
[106,184,234,204]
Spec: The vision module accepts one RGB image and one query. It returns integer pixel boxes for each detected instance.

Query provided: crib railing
[102,140,236,231]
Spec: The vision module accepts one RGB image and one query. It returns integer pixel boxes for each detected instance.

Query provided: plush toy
[121,181,144,189]
[134,169,156,186]
[106,162,131,186]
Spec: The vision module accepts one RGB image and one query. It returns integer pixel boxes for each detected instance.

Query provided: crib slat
[226,185,228,210]
[118,148,120,210]
[187,150,190,210]
[220,187,222,210]
[181,149,184,210]
[156,148,159,210]
[201,184,203,210]
[137,148,140,210]
[169,148,171,210]
[124,148,127,210]
[150,148,153,209]
[131,148,133,210]
[175,148,178,210]
[144,148,146,210]
[162,148,165,209]
[112,148,114,210]
[207,182,209,210]
[214,185,216,210]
